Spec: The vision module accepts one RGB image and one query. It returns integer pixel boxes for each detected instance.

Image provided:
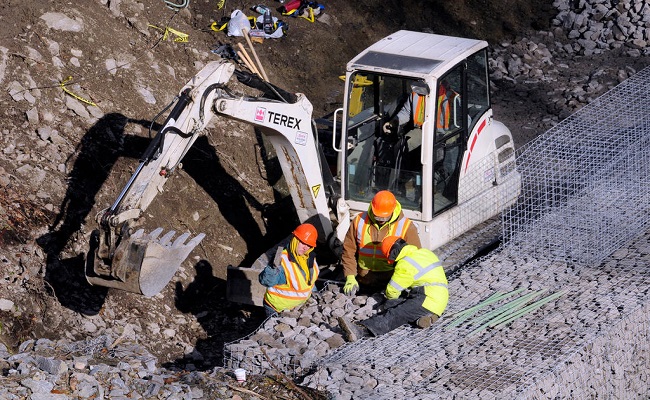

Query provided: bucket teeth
[88,228,206,297]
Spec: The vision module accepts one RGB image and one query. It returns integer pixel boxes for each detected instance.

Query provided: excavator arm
[86,60,347,297]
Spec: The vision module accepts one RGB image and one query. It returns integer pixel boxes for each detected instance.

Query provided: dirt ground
[0,0,618,381]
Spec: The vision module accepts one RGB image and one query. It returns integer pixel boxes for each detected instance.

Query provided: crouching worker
[338,236,448,341]
[259,223,320,318]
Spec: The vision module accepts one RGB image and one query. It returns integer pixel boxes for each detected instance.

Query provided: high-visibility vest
[412,93,426,128]
[388,246,449,315]
[436,90,458,129]
[353,211,413,272]
[264,249,319,312]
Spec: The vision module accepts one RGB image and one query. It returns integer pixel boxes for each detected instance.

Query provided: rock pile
[552,0,650,56]
[0,334,329,399]
[223,284,382,377]
[3,0,650,398]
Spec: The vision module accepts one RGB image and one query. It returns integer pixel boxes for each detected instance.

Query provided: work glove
[343,275,359,296]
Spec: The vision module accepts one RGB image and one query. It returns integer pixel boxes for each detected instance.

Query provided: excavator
[85,30,521,305]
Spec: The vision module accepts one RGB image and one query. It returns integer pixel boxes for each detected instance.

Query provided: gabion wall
[502,65,650,265]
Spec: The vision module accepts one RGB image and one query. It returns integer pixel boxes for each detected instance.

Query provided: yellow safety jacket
[386,245,448,316]
[353,203,414,272]
[264,249,319,312]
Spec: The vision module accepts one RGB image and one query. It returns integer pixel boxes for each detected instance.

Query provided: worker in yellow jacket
[339,235,448,341]
[341,190,421,296]
[259,223,319,317]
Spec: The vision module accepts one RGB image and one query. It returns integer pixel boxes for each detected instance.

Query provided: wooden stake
[236,42,260,76]
[242,28,269,81]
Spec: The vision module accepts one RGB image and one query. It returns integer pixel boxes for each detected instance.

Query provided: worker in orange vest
[436,79,459,131]
[383,79,459,140]
[259,223,320,317]
[341,190,421,296]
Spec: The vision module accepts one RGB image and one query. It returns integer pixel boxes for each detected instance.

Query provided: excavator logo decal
[312,184,321,199]
[255,107,266,122]
[255,107,302,129]
[295,131,308,146]
[267,110,302,129]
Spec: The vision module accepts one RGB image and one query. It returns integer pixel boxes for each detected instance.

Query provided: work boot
[337,316,370,342]
[416,314,439,329]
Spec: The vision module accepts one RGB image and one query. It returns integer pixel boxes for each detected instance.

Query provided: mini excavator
[85,31,521,304]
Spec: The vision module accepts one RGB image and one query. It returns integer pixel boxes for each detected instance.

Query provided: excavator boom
[86,60,344,297]
[86,62,236,296]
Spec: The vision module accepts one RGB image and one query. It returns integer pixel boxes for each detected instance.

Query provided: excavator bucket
[86,228,205,297]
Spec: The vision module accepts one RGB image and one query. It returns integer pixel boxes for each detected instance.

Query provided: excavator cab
[339,67,470,219]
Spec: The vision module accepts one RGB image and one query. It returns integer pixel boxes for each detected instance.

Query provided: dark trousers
[263,300,279,318]
[361,289,432,336]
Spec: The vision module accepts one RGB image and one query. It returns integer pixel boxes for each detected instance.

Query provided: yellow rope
[60,76,97,106]
[283,7,316,22]
[148,24,189,42]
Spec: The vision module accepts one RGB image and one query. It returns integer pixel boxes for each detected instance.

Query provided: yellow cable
[283,7,316,22]
[148,24,189,42]
[211,21,228,32]
[60,76,97,107]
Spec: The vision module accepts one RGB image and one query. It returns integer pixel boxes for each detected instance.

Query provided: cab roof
[347,30,488,78]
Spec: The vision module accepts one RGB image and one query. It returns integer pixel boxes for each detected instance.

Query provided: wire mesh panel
[502,66,650,265]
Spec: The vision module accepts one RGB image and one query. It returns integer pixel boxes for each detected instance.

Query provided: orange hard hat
[381,235,407,262]
[293,223,318,247]
[371,190,397,218]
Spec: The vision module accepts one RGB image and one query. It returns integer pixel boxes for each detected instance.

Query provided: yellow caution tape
[211,16,257,32]
[216,0,225,9]
[60,76,97,107]
[211,21,228,32]
[283,7,316,22]
[148,24,189,42]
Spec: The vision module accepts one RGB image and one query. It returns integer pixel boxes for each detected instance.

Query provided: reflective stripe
[388,279,405,292]
[403,256,443,280]
[415,282,448,289]
[281,253,302,290]
[436,91,458,129]
[265,250,319,310]
[359,247,383,257]
[267,286,312,299]
[354,213,411,248]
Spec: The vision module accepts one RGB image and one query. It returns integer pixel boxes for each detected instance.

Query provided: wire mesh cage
[502,66,650,265]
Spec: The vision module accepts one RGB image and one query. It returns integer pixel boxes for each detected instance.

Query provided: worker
[258,223,320,317]
[383,79,459,142]
[436,79,460,131]
[382,86,426,152]
[341,190,421,296]
[338,235,449,342]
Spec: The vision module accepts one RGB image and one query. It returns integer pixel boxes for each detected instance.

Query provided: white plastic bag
[227,9,250,37]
